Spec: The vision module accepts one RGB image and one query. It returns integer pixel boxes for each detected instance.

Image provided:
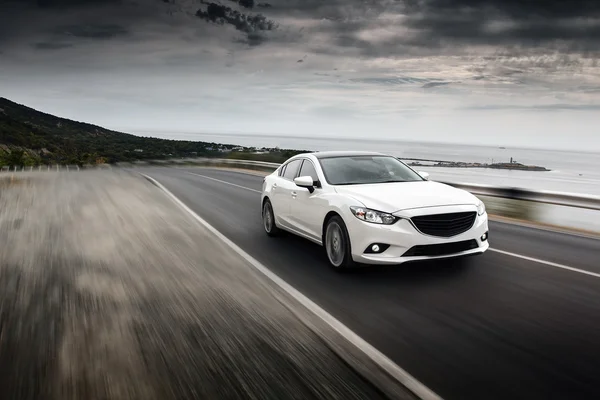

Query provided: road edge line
[139,172,442,400]
[181,166,270,178]
[184,171,262,193]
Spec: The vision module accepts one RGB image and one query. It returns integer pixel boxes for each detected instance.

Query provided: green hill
[0,97,237,166]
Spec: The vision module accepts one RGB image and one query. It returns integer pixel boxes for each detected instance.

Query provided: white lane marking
[489,248,600,279]
[185,171,261,193]
[182,171,600,279]
[141,173,441,400]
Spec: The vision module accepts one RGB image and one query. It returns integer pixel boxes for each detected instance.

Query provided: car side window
[282,159,302,180]
[298,160,318,183]
[278,164,286,177]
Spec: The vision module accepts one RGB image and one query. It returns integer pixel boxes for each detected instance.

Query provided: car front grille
[411,211,477,237]
[402,239,479,257]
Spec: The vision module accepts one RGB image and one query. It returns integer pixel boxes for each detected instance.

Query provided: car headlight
[350,206,399,225]
[477,200,486,216]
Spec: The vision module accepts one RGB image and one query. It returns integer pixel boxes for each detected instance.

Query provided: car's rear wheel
[324,216,355,269]
[262,199,280,237]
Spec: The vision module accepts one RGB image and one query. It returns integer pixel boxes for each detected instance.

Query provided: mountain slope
[0,97,223,166]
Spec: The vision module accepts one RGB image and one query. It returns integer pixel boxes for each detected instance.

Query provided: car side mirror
[294,176,316,193]
[418,171,430,180]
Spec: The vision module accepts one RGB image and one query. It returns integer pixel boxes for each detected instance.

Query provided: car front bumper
[345,205,489,265]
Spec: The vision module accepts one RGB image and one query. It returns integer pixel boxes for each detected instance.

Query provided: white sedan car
[261,151,489,269]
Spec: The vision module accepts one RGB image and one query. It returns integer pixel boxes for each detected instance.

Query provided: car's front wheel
[262,199,280,237]
[324,216,356,269]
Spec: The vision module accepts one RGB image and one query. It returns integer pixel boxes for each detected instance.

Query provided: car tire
[324,215,356,270]
[262,199,280,237]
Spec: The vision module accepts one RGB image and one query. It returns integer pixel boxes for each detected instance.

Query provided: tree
[6,149,24,167]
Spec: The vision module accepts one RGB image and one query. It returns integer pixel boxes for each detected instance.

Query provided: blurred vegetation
[226,150,304,163]
[0,97,306,167]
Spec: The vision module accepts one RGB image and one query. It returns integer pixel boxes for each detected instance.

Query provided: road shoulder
[0,170,421,400]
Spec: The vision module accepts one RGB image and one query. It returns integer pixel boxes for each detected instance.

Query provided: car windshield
[319,156,425,185]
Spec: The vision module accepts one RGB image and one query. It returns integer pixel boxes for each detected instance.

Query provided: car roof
[310,150,388,159]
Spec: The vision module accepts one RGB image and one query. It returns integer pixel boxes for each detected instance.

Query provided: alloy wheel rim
[326,223,344,267]
[263,203,273,232]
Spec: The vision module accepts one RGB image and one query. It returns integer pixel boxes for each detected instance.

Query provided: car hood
[334,181,479,213]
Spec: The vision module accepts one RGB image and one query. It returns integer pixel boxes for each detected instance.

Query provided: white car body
[261,151,489,267]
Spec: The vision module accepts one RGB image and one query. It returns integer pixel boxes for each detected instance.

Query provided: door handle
[272,183,277,190]
[291,191,297,198]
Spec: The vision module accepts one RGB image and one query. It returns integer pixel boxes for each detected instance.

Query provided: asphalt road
[143,167,600,400]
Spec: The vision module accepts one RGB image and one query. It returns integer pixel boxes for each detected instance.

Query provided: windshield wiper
[373,180,410,183]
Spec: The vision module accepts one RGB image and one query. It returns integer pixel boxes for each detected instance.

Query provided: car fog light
[481,232,488,241]
[364,243,390,254]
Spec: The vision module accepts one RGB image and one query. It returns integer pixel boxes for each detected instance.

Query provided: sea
[149,132,600,196]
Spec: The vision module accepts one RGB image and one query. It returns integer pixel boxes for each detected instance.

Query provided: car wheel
[324,216,356,269]
[262,199,280,237]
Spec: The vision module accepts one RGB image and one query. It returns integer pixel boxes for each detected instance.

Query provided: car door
[289,159,327,242]
[267,164,287,225]
[272,158,302,228]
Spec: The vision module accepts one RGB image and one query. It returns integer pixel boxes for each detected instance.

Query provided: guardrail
[443,182,600,212]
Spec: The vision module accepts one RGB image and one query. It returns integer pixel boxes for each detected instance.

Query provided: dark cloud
[404,0,600,19]
[401,0,600,51]
[350,77,431,85]
[196,2,276,32]
[233,31,268,46]
[53,23,128,39]
[0,1,141,47]
[226,0,257,10]
[2,0,600,60]
[196,1,276,45]
[422,81,452,89]
[576,85,600,93]
[352,78,463,94]
[258,0,388,19]
[257,0,600,55]
[6,0,119,6]
[33,42,73,50]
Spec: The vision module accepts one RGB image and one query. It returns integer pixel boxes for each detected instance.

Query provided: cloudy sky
[1,0,599,151]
